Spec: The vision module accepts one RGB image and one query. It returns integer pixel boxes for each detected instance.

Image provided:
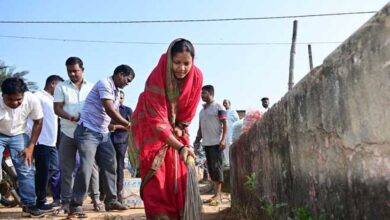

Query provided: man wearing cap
[261,97,270,113]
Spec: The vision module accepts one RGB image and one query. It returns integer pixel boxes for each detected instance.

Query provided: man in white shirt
[0,78,44,217]
[222,99,239,167]
[53,57,102,214]
[33,75,63,211]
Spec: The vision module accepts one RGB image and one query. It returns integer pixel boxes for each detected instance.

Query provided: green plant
[244,172,287,219]
[260,198,287,219]
[292,206,326,220]
[244,172,257,192]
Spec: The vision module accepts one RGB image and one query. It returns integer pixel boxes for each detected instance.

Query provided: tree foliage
[0,60,38,91]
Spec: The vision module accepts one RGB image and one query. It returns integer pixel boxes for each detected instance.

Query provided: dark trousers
[34,144,60,207]
[114,142,127,201]
[49,147,61,202]
[99,142,127,202]
[204,145,224,183]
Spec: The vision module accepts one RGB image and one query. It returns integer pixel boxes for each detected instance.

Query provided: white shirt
[54,79,93,138]
[0,92,43,136]
[232,119,244,142]
[34,90,58,146]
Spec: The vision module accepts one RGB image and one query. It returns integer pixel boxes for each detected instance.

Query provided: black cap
[261,97,269,102]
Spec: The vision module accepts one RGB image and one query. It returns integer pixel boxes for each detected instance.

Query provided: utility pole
[308,44,314,71]
[288,20,298,91]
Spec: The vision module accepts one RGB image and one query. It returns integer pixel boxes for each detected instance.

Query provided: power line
[0,35,341,46]
[0,11,376,24]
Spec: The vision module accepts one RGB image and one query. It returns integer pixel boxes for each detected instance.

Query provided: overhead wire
[0,10,374,46]
[0,11,376,24]
[0,35,341,46]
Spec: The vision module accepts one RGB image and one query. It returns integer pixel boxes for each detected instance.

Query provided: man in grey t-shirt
[194,85,228,206]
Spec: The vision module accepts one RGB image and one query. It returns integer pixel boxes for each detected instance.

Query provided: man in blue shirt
[69,64,135,217]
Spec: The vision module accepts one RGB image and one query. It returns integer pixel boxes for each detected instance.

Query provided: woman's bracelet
[178,145,186,154]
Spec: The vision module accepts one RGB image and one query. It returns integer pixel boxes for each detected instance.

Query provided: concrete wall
[230,3,390,219]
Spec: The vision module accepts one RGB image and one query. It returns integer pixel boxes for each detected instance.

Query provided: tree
[0,60,38,91]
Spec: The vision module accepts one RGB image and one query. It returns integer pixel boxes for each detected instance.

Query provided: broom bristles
[183,157,202,220]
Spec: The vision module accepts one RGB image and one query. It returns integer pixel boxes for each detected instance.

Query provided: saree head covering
[130,38,203,219]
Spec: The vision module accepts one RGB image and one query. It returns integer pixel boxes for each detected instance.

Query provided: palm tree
[0,60,38,91]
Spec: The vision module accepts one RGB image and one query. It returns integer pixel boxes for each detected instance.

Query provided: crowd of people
[0,56,134,217]
[0,38,269,219]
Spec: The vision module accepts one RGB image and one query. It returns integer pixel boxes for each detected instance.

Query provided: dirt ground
[0,180,230,220]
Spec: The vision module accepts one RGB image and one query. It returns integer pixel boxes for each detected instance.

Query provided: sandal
[67,213,88,219]
[203,198,213,204]
[208,199,220,206]
[52,205,69,216]
[93,201,105,212]
[203,195,221,204]
[68,206,88,219]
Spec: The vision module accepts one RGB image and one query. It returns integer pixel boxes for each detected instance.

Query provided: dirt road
[0,181,230,219]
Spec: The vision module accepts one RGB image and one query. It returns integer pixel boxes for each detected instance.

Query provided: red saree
[130,39,203,219]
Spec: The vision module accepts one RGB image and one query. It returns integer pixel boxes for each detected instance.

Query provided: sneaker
[105,201,128,211]
[49,199,61,208]
[0,197,13,207]
[37,203,53,213]
[22,206,46,218]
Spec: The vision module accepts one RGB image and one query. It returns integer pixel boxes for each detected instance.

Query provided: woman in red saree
[130,38,203,219]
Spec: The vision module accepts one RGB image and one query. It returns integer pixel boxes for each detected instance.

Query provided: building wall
[230,3,390,219]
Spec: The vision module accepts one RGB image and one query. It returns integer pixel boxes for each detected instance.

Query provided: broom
[183,155,202,220]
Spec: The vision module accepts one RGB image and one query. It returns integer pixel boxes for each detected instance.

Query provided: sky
[0,0,388,140]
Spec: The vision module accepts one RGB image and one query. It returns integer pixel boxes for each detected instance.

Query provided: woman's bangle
[178,145,186,154]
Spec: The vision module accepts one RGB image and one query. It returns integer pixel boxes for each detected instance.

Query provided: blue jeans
[33,144,59,207]
[0,133,35,206]
[71,125,117,206]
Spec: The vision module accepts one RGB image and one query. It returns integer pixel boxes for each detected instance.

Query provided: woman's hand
[173,126,183,137]
[179,146,196,163]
